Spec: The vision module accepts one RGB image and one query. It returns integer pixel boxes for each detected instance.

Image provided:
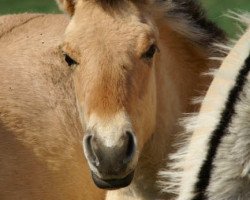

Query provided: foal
[56,0,226,199]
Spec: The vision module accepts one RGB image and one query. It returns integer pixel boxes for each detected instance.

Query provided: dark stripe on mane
[96,0,125,8]
[173,0,225,43]
[192,53,250,200]
[165,0,226,48]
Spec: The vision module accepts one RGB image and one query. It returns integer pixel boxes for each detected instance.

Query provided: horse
[0,14,105,200]
[159,13,250,200]
[54,0,226,199]
[0,1,226,199]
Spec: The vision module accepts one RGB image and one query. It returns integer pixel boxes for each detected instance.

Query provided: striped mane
[159,13,250,200]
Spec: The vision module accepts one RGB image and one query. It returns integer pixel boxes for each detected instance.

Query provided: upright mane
[129,0,224,46]
[155,0,226,50]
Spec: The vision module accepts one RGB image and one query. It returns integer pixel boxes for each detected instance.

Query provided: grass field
[0,0,59,14]
[202,0,250,37]
[1,0,250,37]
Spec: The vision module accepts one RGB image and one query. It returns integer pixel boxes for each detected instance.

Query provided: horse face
[60,0,158,189]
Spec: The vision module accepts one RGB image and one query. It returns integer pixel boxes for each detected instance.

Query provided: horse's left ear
[55,0,76,16]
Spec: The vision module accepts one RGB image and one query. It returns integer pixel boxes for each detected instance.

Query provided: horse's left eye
[64,53,78,67]
[142,44,157,60]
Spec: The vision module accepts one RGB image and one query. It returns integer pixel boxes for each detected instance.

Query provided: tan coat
[0,14,105,200]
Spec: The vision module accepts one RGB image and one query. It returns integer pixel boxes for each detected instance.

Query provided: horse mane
[168,0,225,45]
[161,0,226,52]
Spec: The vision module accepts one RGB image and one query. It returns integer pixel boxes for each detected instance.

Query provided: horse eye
[142,44,157,60]
[64,53,78,67]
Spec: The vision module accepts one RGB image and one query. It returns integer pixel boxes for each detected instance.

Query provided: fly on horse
[0,0,225,199]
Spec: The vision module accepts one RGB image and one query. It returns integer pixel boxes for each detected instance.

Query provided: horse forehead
[74,18,148,44]
[70,3,153,41]
[65,4,156,62]
[65,19,152,63]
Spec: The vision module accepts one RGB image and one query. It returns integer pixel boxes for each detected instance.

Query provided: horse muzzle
[83,130,137,189]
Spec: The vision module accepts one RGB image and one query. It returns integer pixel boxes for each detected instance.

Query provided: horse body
[0,0,225,199]
[0,14,104,200]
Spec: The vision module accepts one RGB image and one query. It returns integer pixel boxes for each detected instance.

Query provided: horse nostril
[84,134,99,167]
[124,131,136,164]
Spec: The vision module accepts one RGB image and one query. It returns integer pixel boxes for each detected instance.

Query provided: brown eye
[64,53,78,67]
[142,44,157,60]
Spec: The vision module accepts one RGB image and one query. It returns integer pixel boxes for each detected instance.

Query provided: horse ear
[55,0,76,16]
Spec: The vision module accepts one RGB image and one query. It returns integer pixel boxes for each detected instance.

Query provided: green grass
[0,0,59,14]
[201,0,250,38]
[1,0,250,37]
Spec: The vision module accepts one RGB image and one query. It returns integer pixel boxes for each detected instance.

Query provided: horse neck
[157,22,213,110]
[136,21,214,190]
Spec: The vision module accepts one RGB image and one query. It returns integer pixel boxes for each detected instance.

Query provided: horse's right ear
[55,0,76,16]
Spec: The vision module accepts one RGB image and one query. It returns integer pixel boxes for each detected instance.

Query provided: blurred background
[0,0,250,38]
